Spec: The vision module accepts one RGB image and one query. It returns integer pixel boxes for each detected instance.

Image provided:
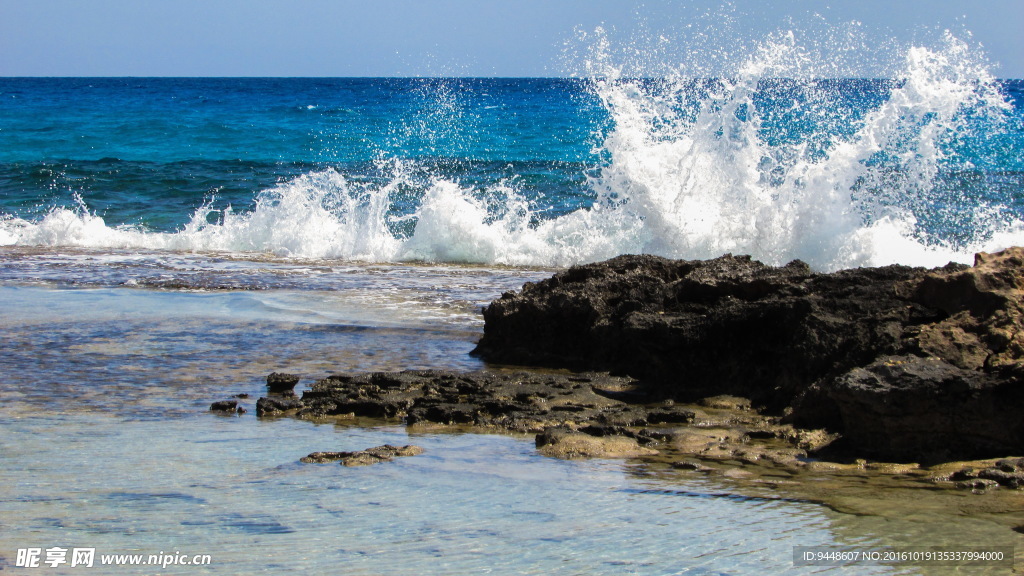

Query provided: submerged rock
[472,248,1024,463]
[301,445,424,466]
[935,457,1024,490]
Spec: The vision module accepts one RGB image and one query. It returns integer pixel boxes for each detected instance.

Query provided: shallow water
[1,262,1021,575]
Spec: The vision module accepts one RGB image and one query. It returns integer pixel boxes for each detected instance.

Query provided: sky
[1,0,1022,77]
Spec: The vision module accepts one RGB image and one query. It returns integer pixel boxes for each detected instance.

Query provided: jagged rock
[672,459,714,472]
[910,249,1024,372]
[700,395,753,411]
[238,249,1024,467]
[995,457,1024,471]
[473,253,935,412]
[472,249,1024,462]
[267,372,300,393]
[977,468,1024,488]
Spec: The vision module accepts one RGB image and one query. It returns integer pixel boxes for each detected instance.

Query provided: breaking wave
[3,26,1023,271]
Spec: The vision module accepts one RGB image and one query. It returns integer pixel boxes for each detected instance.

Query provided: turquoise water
[3,24,1024,575]
[2,281,1019,576]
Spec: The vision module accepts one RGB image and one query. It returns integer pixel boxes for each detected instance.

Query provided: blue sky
[1,0,1022,77]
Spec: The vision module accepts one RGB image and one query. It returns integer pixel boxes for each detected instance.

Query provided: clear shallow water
[3,21,1024,575]
[1,280,1022,576]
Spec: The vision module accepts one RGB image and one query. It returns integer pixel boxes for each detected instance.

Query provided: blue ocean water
[3,27,1024,575]
[2,49,1023,270]
[0,77,603,243]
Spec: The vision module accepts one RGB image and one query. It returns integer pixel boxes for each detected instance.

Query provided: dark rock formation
[210,400,239,413]
[256,395,302,416]
[473,253,938,411]
[267,372,300,394]
[285,370,684,433]
[472,249,1024,463]
[259,368,836,466]
[811,354,1024,462]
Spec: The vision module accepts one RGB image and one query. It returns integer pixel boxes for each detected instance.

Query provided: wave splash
[3,27,1022,271]
[580,26,1021,270]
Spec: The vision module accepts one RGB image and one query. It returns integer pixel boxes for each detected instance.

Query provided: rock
[672,459,713,472]
[267,372,300,394]
[300,445,424,466]
[295,369,647,432]
[954,478,1001,492]
[700,395,752,411]
[256,395,303,416]
[210,400,238,412]
[861,462,920,474]
[977,468,1024,488]
[535,427,658,459]
[995,457,1024,472]
[474,253,933,412]
[817,354,1024,463]
[669,428,748,455]
[472,249,1024,463]
[910,249,1024,372]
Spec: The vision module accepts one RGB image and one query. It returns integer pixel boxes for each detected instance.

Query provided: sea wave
[3,28,1023,271]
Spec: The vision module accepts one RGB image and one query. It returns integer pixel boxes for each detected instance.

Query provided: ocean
[2,28,1024,575]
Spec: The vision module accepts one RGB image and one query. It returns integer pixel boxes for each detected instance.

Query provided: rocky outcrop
[473,253,938,411]
[813,355,1024,462]
[472,249,1024,463]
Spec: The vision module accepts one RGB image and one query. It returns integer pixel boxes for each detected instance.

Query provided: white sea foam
[576,27,1021,271]
[2,28,1021,272]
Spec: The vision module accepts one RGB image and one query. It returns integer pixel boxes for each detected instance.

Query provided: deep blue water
[0,78,602,228]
